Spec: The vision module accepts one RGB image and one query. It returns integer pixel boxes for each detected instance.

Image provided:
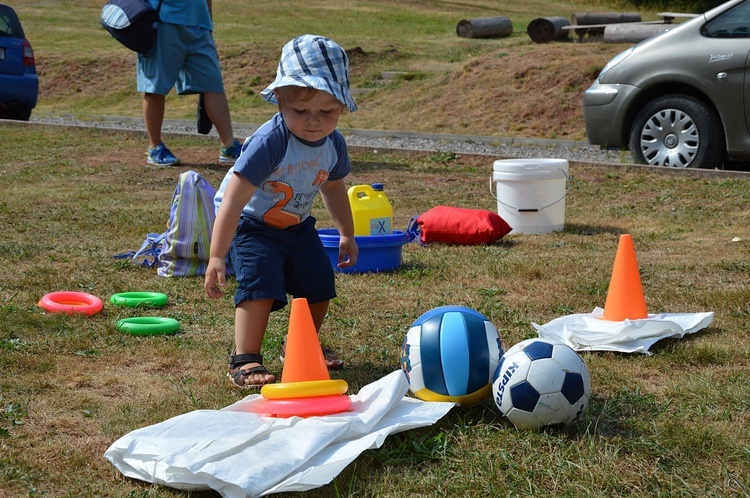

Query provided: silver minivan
[583,0,750,168]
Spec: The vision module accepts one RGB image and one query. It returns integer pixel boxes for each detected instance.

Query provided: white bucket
[490,158,570,234]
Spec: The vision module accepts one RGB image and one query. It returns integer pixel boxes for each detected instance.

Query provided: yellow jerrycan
[347,183,393,236]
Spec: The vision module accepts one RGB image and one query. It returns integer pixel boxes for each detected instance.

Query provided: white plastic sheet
[104,370,454,497]
[533,307,714,354]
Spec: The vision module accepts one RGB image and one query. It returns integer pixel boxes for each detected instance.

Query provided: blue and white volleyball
[492,338,591,430]
[400,306,503,405]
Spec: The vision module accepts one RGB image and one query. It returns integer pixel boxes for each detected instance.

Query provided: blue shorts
[229,216,336,311]
[136,22,224,95]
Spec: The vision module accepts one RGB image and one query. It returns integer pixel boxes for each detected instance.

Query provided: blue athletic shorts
[228,216,336,311]
[136,22,225,95]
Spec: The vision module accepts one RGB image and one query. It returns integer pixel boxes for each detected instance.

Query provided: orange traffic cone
[280,298,331,383]
[602,234,649,321]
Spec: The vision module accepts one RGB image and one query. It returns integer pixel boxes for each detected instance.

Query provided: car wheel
[629,94,723,169]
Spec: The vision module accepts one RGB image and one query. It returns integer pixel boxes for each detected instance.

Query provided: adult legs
[203,91,237,149]
[143,92,166,149]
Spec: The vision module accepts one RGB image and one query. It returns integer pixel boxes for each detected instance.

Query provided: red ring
[38,291,103,315]
[263,395,352,418]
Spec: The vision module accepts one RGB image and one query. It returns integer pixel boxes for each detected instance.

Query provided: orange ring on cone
[38,291,103,315]
[260,379,348,400]
[263,395,352,418]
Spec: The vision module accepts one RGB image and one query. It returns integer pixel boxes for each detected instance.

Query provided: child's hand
[205,257,227,298]
[337,235,359,268]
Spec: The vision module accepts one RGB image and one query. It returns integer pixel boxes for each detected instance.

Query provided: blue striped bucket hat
[261,35,357,112]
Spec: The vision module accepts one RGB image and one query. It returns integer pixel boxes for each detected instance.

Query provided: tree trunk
[604,23,671,43]
[571,12,641,25]
[456,17,513,39]
[527,17,570,43]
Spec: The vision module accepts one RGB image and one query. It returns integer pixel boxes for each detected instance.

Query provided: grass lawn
[17,0,649,141]
[0,122,748,496]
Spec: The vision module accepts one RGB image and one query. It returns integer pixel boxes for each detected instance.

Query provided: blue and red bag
[407,206,512,245]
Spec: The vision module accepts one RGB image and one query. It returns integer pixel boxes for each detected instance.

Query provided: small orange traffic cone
[280,298,331,383]
[602,234,649,321]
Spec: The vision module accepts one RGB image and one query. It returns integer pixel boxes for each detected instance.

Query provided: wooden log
[604,23,671,43]
[562,21,666,42]
[456,16,513,38]
[571,12,642,26]
[561,24,606,42]
[527,16,570,43]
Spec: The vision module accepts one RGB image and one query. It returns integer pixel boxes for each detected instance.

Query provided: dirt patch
[342,42,621,140]
[35,41,623,141]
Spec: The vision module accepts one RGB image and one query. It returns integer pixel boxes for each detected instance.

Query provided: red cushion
[413,206,512,245]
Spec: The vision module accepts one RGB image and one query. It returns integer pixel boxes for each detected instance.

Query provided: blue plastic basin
[318,229,410,273]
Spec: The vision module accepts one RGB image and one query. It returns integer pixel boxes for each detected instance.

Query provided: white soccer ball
[492,338,591,430]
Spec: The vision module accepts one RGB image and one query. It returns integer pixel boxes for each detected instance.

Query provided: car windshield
[0,4,24,38]
[0,5,23,38]
[702,0,750,38]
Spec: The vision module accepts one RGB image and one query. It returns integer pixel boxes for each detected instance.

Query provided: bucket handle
[489,168,571,213]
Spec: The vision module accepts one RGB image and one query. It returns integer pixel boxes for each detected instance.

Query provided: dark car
[0,3,38,121]
[583,0,750,168]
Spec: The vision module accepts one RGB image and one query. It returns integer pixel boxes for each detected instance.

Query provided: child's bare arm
[320,179,358,268]
[205,173,256,298]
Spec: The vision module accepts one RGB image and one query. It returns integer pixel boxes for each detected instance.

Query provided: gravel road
[30,114,626,165]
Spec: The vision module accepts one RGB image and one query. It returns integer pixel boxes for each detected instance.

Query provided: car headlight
[584,85,620,106]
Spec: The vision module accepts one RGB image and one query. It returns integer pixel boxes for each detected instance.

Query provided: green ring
[116,317,180,336]
[110,292,168,308]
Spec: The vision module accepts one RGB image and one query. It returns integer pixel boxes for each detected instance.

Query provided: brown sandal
[227,352,275,389]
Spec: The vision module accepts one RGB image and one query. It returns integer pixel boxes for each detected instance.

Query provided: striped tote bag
[157,170,218,277]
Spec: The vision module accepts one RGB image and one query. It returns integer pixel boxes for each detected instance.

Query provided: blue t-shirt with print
[148,0,212,30]
[214,112,351,229]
